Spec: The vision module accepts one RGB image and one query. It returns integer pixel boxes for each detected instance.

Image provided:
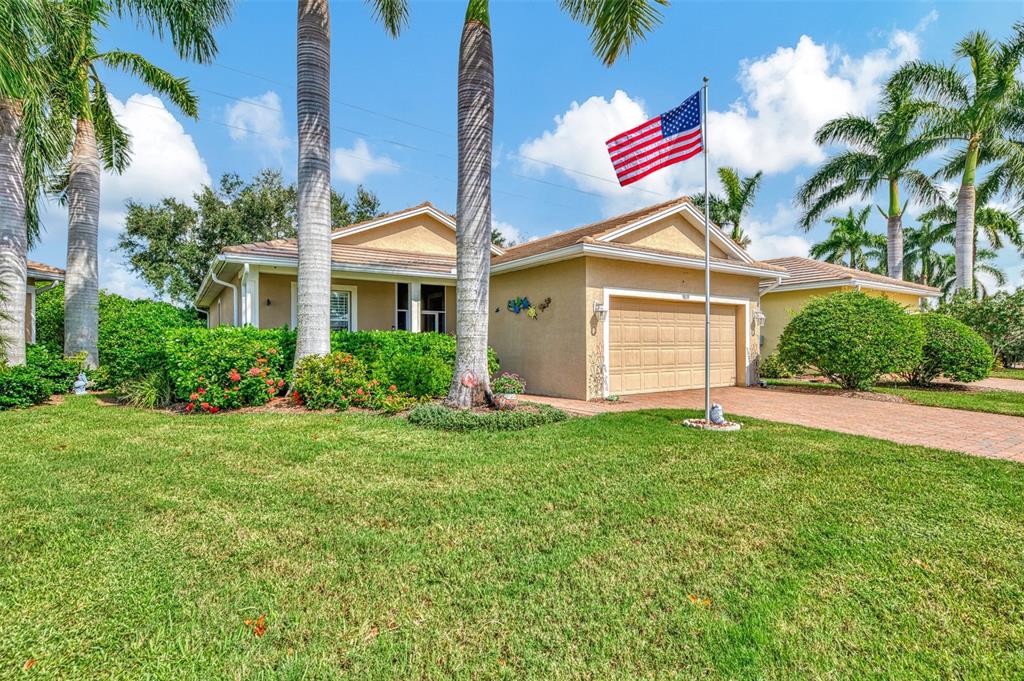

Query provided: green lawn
[992,367,1024,380]
[765,378,1024,418]
[3,397,1023,679]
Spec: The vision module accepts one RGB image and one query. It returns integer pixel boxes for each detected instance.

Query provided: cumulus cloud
[32,93,210,298]
[516,23,925,216]
[224,90,290,159]
[744,204,811,261]
[492,217,524,246]
[332,138,397,183]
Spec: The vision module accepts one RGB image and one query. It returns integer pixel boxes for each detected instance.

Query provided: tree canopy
[116,170,382,306]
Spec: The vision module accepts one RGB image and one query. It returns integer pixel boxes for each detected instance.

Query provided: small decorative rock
[683,404,741,431]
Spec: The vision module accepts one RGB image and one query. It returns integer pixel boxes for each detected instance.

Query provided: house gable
[612,212,729,259]
[334,213,457,256]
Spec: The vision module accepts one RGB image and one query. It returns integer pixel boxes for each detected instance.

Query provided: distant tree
[117,170,381,306]
[691,166,762,249]
[809,206,887,271]
[491,227,514,248]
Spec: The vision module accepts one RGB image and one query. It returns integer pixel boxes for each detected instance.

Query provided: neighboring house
[196,197,788,400]
[759,256,940,355]
[26,260,65,344]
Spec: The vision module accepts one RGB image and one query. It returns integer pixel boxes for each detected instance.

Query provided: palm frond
[890,60,970,107]
[100,49,198,117]
[560,0,669,67]
[814,115,878,148]
[367,0,409,37]
[89,77,132,173]
[113,0,232,63]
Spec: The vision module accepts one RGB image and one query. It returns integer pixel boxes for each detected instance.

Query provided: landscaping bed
[2,396,1023,678]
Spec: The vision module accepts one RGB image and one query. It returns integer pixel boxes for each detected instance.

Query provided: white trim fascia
[600,286,752,397]
[596,202,754,264]
[330,204,505,256]
[215,252,458,282]
[26,271,64,282]
[250,266,260,328]
[410,282,422,333]
[767,278,939,299]
[289,281,297,330]
[27,287,36,344]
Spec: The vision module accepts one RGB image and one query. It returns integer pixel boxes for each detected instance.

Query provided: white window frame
[330,283,358,332]
[395,282,410,331]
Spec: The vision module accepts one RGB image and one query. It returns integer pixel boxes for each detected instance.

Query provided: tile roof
[27,260,64,279]
[764,256,940,294]
[222,239,456,274]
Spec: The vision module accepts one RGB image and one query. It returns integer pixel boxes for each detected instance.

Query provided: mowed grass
[992,367,1024,380]
[2,397,1023,679]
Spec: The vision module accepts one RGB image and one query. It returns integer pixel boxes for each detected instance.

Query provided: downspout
[210,259,238,326]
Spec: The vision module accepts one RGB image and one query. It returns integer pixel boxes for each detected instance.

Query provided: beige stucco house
[758,256,940,355]
[195,198,789,400]
[25,260,64,344]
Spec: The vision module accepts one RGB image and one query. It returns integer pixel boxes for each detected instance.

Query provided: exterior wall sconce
[593,300,607,321]
[266,298,272,307]
[753,310,766,326]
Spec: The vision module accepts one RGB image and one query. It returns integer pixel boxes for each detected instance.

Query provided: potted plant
[491,372,526,411]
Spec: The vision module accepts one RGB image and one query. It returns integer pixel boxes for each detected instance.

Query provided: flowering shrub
[292,352,369,410]
[183,357,286,414]
[350,379,415,413]
[164,326,293,404]
[492,372,526,394]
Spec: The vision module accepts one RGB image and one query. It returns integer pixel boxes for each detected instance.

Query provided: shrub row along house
[195,197,938,400]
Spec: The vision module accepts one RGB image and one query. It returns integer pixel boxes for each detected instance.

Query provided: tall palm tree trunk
[445,7,493,409]
[955,145,978,293]
[0,99,27,365]
[886,180,903,280]
[64,118,100,367]
[294,0,331,361]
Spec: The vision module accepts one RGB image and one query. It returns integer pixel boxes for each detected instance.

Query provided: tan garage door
[608,297,737,395]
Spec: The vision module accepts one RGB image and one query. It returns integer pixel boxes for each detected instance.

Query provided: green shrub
[292,352,369,410]
[119,371,174,409]
[778,291,923,390]
[407,402,567,432]
[757,352,792,380]
[941,289,1024,367]
[35,284,200,389]
[26,344,84,394]
[165,326,292,411]
[389,354,451,398]
[491,371,526,394]
[0,366,53,410]
[902,313,993,386]
[331,330,498,388]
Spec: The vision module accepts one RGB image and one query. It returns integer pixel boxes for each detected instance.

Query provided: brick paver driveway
[526,386,1024,462]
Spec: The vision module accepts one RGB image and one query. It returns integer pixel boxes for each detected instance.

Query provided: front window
[395,283,409,331]
[330,290,351,332]
[421,284,446,333]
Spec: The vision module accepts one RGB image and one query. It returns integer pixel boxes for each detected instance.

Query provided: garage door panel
[608,297,738,395]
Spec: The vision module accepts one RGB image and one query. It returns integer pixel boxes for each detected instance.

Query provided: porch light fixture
[753,310,765,326]
[593,300,607,321]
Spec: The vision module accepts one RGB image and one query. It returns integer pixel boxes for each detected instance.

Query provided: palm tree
[0,1,73,365]
[53,0,229,368]
[445,0,669,409]
[891,25,1024,292]
[809,206,887,271]
[902,217,954,286]
[919,192,1021,297]
[796,81,942,280]
[934,249,1006,300]
[690,167,761,249]
[294,0,407,363]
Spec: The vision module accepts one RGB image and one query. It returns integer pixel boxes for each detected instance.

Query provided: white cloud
[32,93,209,298]
[744,204,811,260]
[492,217,524,246]
[516,23,926,215]
[332,138,397,184]
[224,90,290,159]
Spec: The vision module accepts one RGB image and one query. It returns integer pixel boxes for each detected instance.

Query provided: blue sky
[31,0,1024,297]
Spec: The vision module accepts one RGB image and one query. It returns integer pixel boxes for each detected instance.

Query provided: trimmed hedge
[903,313,993,385]
[331,331,499,398]
[35,284,199,388]
[164,326,294,405]
[292,352,369,410]
[778,291,923,390]
[0,345,84,410]
[407,402,567,432]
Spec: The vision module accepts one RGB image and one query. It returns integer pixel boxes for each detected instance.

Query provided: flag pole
[702,76,711,423]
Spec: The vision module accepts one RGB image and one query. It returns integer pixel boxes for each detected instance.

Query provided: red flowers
[229,368,241,383]
[185,403,195,412]
[389,385,397,392]
[197,387,206,395]
[356,387,364,396]
[209,406,220,414]
[190,392,199,402]
[248,366,261,377]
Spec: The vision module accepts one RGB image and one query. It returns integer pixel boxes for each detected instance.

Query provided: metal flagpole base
[682,418,741,432]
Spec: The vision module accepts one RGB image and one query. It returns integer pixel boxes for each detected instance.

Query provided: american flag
[606,91,703,187]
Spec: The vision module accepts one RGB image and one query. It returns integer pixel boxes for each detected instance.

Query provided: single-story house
[196,197,788,400]
[758,256,941,355]
[26,260,64,344]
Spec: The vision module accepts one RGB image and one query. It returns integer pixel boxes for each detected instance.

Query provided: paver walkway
[525,386,1024,462]
[976,377,1024,394]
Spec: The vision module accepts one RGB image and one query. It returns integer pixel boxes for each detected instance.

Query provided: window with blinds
[330,290,351,332]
